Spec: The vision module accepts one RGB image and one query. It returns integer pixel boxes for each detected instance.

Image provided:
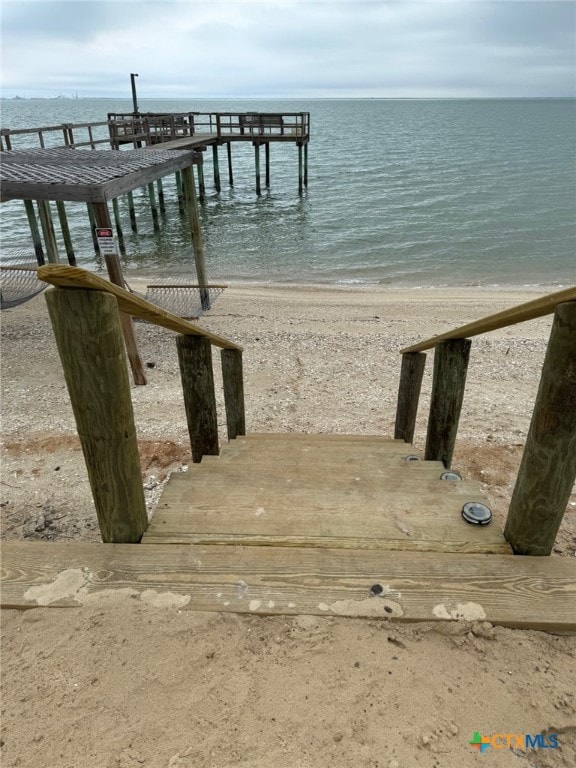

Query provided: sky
[1,0,575,99]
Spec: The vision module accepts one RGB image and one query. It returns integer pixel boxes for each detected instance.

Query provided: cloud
[1,1,574,97]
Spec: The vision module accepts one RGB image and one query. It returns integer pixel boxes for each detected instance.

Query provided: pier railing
[394,287,576,556]
[38,264,245,544]
[1,122,112,151]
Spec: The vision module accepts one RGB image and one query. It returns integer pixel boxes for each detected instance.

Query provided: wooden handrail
[38,265,242,351]
[401,286,576,353]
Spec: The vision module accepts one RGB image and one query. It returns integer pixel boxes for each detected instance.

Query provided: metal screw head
[461,502,492,525]
[369,584,384,596]
[405,455,421,462]
[441,471,462,481]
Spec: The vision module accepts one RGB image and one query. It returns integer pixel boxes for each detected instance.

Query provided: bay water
[1,98,574,286]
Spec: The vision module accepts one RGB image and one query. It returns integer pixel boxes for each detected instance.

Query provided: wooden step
[238,433,406,443]
[2,541,574,633]
[218,439,419,460]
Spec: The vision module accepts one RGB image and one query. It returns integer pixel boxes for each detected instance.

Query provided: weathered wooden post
[156,178,166,217]
[221,348,246,440]
[304,143,309,188]
[87,204,101,253]
[91,201,147,386]
[177,335,219,463]
[181,165,210,311]
[425,338,471,467]
[175,171,185,215]
[254,143,262,196]
[197,162,206,201]
[45,287,148,543]
[394,352,427,443]
[23,200,46,265]
[504,302,576,555]
[37,201,60,263]
[127,191,138,232]
[298,144,303,196]
[55,201,76,265]
[111,198,126,255]
[227,142,234,187]
[265,143,270,188]
[147,183,160,231]
[212,144,221,193]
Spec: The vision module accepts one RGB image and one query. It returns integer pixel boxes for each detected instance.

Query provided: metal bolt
[461,502,492,525]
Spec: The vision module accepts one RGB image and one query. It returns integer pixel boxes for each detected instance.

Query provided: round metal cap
[461,502,492,525]
[405,455,421,462]
[441,471,462,481]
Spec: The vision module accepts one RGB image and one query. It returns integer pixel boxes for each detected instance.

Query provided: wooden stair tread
[2,541,574,632]
[238,433,406,443]
[218,440,419,459]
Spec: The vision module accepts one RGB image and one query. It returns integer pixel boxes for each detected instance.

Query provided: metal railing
[394,286,576,556]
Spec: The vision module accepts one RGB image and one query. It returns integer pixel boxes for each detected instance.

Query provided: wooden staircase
[143,434,510,555]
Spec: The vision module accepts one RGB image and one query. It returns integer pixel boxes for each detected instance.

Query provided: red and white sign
[95,227,118,256]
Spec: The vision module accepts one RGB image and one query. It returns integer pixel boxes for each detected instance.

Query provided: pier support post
[111,198,126,255]
[212,144,221,193]
[55,201,76,265]
[221,348,246,440]
[147,183,160,231]
[156,178,166,217]
[425,339,471,468]
[181,165,210,311]
[45,287,148,543]
[255,143,261,196]
[87,204,101,254]
[504,302,576,555]
[197,162,206,202]
[175,171,185,215]
[265,143,270,189]
[23,200,46,265]
[37,201,60,263]
[127,191,138,232]
[298,144,303,196]
[394,352,427,444]
[227,142,234,187]
[91,201,147,386]
[177,335,219,463]
[304,143,309,188]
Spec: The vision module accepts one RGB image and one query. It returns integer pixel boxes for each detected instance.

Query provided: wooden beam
[505,302,576,555]
[44,288,148,543]
[425,339,471,468]
[3,541,575,632]
[37,201,60,263]
[55,201,76,266]
[181,166,210,310]
[394,352,426,443]
[221,348,246,439]
[177,335,220,463]
[401,288,576,353]
[37,265,241,350]
[23,200,45,265]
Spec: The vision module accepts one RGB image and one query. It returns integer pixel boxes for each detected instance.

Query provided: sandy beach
[1,282,575,767]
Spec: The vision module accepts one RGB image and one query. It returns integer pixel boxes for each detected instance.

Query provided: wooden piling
[255,143,261,196]
[304,143,309,188]
[127,191,137,232]
[265,143,270,188]
[181,165,210,311]
[55,201,76,265]
[87,204,101,253]
[197,162,206,201]
[175,171,185,215]
[221,348,246,440]
[394,352,427,443]
[45,287,148,543]
[23,200,46,265]
[177,335,219,463]
[227,142,234,187]
[212,144,221,193]
[111,198,126,255]
[298,144,303,195]
[91,201,147,386]
[504,302,576,555]
[156,178,166,217]
[37,201,60,263]
[425,339,471,467]
[147,183,160,231]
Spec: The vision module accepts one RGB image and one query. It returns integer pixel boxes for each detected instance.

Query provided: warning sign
[95,227,118,256]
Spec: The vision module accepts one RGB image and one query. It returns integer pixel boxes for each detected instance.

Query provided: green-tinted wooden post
[227,142,234,187]
[127,191,138,232]
[87,204,101,253]
[255,143,261,196]
[147,183,160,231]
[181,165,210,311]
[111,198,126,255]
[177,335,219,463]
[304,143,309,188]
[197,162,206,201]
[425,339,471,468]
[23,200,45,265]
[55,201,76,265]
[298,144,303,196]
[504,302,576,555]
[45,287,148,543]
[175,171,185,215]
[265,143,270,188]
[37,201,60,263]
[394,352,427,444]
[212,144,221,193]
[156,178,166,217]
[221,348,246,440]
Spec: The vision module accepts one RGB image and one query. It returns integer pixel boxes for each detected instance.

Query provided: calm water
[1,98,575,286]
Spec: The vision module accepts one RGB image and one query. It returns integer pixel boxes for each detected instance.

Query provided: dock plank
[2,541,574,632]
